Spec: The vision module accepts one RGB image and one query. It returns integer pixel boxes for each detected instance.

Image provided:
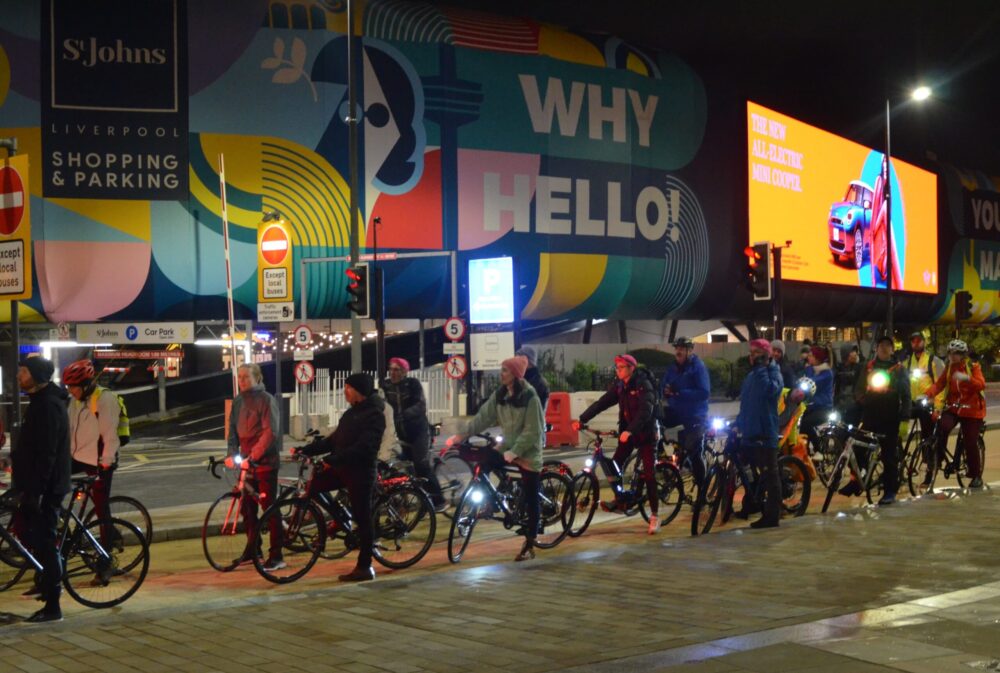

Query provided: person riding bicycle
[63,360,120,539]
[10,356,70,623]
[800,345,834,447]
[574,354,662,535]
[902,331,945,443]
[382,357,446,511]
[659,337,710,488]
[734,339,783,529]
[920,339,986,489]
[295,373,385,581]
[850,335,910,504]
[449,356,545,561]
[776,378,818,482]
[226,363,284,572]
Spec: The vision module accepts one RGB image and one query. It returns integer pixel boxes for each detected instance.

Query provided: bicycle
[820,422,885,512]
[72,474,153,547]
[692,424,811,535]
[804,412,846,488]
[0,475,150,608]
[657,420,719,510]
[447,434,574,563]
[899,397,935,495]
[907,403,986,495]
[571,427,682,537]
[252,451,437,583]
[387,439,473,510]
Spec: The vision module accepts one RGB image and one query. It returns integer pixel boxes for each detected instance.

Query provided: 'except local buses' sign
[258,217,294,307]
[0,154,33,300]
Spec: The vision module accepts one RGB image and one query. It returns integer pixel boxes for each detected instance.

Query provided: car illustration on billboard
[827,156,891,287]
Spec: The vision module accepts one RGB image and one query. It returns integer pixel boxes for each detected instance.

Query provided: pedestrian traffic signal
[743,242,771,301]
[955,290,973,321]
[345,264,370,319]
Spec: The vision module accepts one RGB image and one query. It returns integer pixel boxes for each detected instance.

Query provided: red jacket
[925,358,986,419]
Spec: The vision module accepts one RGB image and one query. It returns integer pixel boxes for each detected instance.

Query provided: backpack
[88,387,131,449]
[633,365,664,422]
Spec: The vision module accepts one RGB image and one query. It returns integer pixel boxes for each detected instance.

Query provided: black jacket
[382,376,429,446]
[525,366,550,412]
[12,383,71,501]
[579,372,657,443]
[303,395,386,473]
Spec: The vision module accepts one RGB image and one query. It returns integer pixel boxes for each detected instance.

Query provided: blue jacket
[805,363,834,409]
[736,360,783,447]
[659,354,710,422]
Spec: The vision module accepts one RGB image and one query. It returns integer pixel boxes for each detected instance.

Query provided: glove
[503,450,516,463]
[224,455,235,469]
[571,421,582,431]
[619,430,632,444]
[953,372,970,382]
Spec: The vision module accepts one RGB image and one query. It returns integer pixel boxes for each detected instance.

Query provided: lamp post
[883,85,931,339]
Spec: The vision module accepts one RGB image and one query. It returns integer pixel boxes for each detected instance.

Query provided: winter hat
[749,339,772,356]
[810,345,829,363]
[614,353,638,369]
[20,356,55,384]
[770,340,786,354]
[388,357,410,372]
[344,372,375,397]
[515,345,536,366]
[501,355,528,380]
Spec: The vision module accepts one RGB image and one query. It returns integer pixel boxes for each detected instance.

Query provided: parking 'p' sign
[443,316,466,342]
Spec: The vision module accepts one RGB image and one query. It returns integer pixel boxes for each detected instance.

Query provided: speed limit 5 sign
[443,317,466,342]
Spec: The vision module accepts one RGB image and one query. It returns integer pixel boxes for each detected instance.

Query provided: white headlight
[711,417,725,431]
[233,455,243,465]
[584,458,594,468]
[828,411,840,423]
[911,369,924,380]
[471,489,484,504]
[496,436,504,444]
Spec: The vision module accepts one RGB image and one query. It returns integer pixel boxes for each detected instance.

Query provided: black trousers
[310,465,375,569]
[25,494,64,605]
[751,443,781,523]
[862,417,900,494]
[400,437,443,503]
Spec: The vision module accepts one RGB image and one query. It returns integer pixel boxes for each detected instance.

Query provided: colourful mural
[0,0,711,323]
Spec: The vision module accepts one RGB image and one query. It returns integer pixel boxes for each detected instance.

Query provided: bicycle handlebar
[207,455,259,479]
[578,425,617,438]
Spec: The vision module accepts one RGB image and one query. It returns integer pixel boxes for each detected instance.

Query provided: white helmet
[794,377,816,401]
[947,339,968,354]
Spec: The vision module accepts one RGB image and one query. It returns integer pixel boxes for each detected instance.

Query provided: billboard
[469,257,515,324]
[747,101,938,294]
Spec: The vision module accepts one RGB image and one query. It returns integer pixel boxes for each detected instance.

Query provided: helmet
[947,339,968,354]
[672,337,694,349]
[909,331,924,341]
[62,359,95,386]
[794,377,816,401]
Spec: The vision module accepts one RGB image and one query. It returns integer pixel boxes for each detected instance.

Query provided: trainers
[877,492,896,506]
[262,557,287,572]
[749,517,779,529]
[600,499,622,513]
[24,608,62,623]
[969,477,985,489]
[338,566,375,582]
[838,480,862,497]
[647,515,661,535]
[514,540,535,562]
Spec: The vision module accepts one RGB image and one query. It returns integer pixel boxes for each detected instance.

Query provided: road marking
[164,425,224,440]
[179,414,224,426]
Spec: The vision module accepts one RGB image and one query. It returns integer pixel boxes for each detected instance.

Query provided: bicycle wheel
[434,451,473,508]
[319,489,354,561]
[63,517,149,609]
[569,471,599,537]
[620,454,646,519]
[864,455,884,504]
[252,497,325,584]
[811,434,841,487]
[534,471,574,549]
[202,492,247,572]
[821,454,848,513]
[0,504,28,591]
[908,439,937,496]
[373,484,436,569]
[776,455,811,517]
[899,426,921,495]
[447,485,482,563]
[84,495,153,543]
[640,462,684,525]
[691,463,725,536]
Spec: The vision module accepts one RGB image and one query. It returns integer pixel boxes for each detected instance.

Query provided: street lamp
[883,85,931,339]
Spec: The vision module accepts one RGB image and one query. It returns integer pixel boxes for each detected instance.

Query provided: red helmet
[62,359,96,386]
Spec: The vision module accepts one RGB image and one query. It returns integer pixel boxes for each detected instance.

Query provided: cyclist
[11,356,70,623]
[902,331,945,443]
[734,339,783,528]
[920,339,986,489]
[574,354,661,535]
[659,337,710,488]
[800,345,834,447]
[382,357,446,511]
[834,345,864,425]
[295,372,385,581]
[449,356,544,561]
[63,360,120,535]
[776,378,818,482]
[226,363,284,572]
[851,335,910,504]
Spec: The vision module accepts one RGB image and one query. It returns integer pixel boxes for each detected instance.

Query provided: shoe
[514,540,535,562]
[877,492,896,506]
[838,480,862,497]
[25,608,62,623]
[749,517,779,529]
[921,474,933,487]
[338,566,375,582]
[647,515,661,535]
[969,477,985,489]
[262,557,287,572]
[734,504,759,520]
[600,499,622,513]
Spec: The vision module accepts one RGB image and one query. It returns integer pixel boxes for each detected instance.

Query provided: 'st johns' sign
[41,0,188,199]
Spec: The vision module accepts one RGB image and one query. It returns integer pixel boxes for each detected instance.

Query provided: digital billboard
[469,257,515,324]
[747,101,938,293]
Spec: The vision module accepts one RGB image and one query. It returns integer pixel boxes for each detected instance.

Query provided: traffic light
[955,290,973,321]
[743,242,771,301]
[345,264,370,318]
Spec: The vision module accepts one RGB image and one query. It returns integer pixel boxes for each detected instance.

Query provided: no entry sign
[0,154,32,300]
[260,225,290,265]
[0,165,25,236]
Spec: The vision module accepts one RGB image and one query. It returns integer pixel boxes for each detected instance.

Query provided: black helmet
[672,337,694,349]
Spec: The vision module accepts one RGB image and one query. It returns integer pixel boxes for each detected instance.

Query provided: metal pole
[450,250,459,416]
[347,0,362,371]
[2,137,20,448]
[885,98,894,338]
[418,318,425,369]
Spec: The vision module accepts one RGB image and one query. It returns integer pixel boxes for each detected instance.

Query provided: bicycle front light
[584,457,594,468]
[869,370,890,391]
[711,417,725,431]
[828,411,840,423]
[910,368,923,380]
[495,436,503,445]
[470,489,484,504]
[233,455,243,465]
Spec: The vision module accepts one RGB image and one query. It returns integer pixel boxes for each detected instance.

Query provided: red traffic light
[345,267,362,283]
[743,245,760,266]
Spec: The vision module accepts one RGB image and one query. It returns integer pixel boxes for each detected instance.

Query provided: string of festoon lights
[216,330,392,355]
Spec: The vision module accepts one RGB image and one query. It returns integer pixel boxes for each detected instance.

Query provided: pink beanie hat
[501,355,528,380]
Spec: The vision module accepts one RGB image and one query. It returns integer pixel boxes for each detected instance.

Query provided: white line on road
[179,414,224,426]
[163,425,225,440]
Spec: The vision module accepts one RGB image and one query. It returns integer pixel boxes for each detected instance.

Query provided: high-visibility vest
[88,386,131,448]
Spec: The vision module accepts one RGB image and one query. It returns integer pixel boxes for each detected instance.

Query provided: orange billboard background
[747,101,938,294]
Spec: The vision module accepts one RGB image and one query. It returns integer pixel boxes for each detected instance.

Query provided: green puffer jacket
[467,380,545,472]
